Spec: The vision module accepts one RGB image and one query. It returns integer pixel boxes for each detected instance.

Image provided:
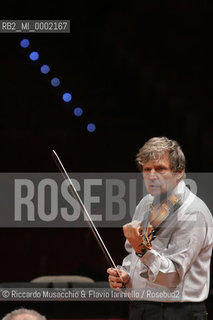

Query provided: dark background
[0,0,212,316]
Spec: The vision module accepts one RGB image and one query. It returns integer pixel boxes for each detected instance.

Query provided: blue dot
[51,77,60,87]
[87,123,96,132]
[74,107,83,117]
[20,39,30,48]
[29,51,39,61]
[62,92,72,102]
[40,65,50,74]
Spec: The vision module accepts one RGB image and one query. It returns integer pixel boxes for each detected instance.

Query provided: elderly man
[107,137,213,320]
[2,309,46,320]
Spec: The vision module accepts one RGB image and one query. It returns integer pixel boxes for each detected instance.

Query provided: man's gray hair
[136,136,185,172]
[2,308,46,320]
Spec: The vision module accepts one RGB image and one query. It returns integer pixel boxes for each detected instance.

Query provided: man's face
[142,152,183,196]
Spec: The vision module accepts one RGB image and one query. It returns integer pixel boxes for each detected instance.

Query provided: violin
[138,194,181,251]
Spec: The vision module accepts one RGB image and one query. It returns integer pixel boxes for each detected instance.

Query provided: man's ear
[175,169,185,181]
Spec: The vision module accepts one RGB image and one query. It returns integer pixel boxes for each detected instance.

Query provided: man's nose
[149,169,157,179]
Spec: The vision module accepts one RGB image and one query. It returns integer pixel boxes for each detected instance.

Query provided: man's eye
[156,167,165,172]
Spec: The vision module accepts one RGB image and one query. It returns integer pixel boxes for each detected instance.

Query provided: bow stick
[52,150,125,287]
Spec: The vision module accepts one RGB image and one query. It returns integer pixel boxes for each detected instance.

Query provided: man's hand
[123,220,146,253]
[107,268,130,289]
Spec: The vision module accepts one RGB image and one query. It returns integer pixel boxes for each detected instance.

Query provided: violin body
[138,194,180,251]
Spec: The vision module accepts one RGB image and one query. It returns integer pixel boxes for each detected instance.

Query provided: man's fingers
[107,268,130,289]
[107,268,117,276]
[123,221,141,238]
[110,281,123,289]
[108,275,122,283]
[108,276,123,289]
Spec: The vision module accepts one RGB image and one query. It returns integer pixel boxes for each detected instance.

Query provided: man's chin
[148,187,162,196]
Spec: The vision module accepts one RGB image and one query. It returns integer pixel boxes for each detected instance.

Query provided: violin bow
[52,150,126,287]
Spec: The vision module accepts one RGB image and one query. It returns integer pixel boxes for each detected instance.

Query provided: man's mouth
[149,184,160,189]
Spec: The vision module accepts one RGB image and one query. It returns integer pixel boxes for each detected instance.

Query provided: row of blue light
[20,38,96,132]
